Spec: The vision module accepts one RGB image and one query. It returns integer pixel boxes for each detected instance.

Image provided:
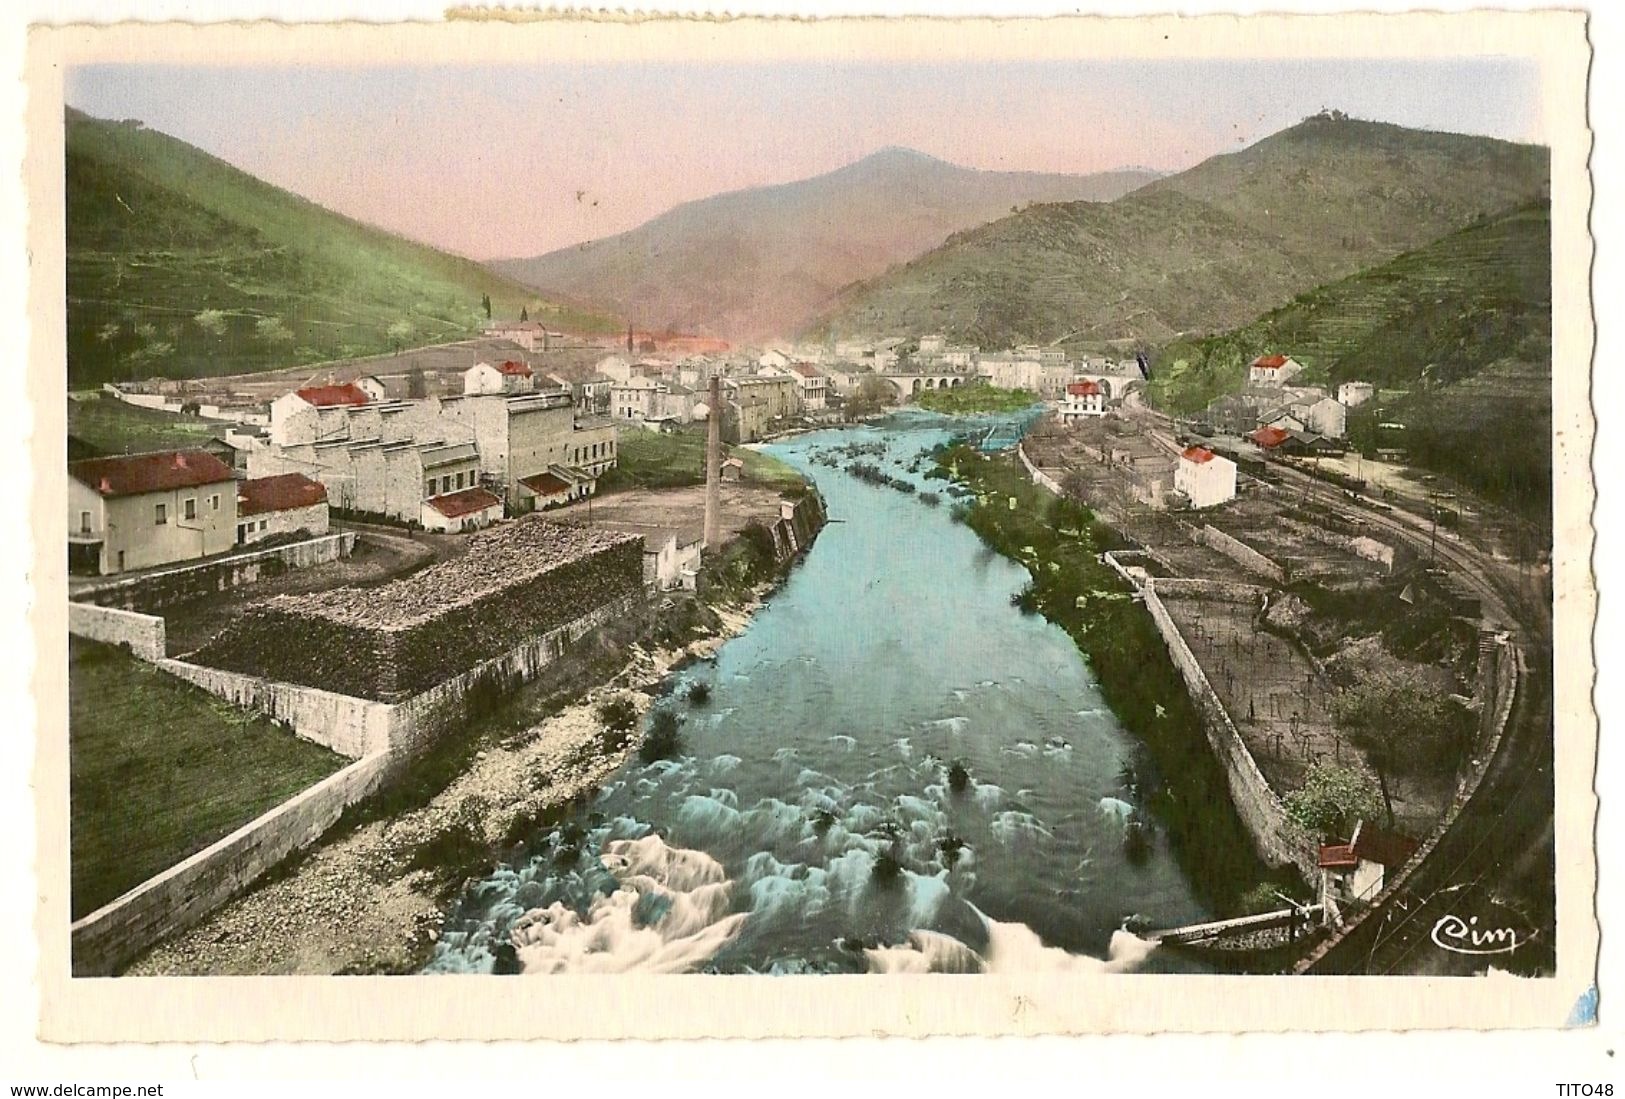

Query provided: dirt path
[127,603,758,976]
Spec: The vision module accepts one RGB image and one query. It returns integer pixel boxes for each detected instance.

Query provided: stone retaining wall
[70,752,394,977]
[1196,524,1288,583]
[1017,443,1064,495]
[76,532,356,613]
[67,603,166,661]
[1142,577,1321,882]
[157,659,391,760]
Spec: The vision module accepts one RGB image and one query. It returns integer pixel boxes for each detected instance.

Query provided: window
[441,475,451,494]
[79,510,91,535]
[426,480,435,497]
[211,494,220,511]
[155,503,167,525]
[184,498,197,520]
[455,472,464,490]
[259,519,268,531]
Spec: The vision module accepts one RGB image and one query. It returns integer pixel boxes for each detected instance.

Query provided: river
[425,410,1228,974]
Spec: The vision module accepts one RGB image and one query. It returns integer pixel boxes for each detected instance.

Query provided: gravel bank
[127,601,759,976]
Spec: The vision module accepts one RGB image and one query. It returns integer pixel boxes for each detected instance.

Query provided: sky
[65,57,1543,262]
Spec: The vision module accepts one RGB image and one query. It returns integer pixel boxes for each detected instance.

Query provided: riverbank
[125,593,769,976]
[934,443,1284,912]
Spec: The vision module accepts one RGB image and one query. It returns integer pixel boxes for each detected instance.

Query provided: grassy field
[66,109,618,387]
[913,385,1037,414]
[69,638,346,919]
[67,394,224,457]
[598,428,805,493]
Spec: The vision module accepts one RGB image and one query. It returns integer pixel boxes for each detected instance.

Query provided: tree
[193,309,228,337]
[387,320,413,354]
[407,367,428,399]
[1284,763,1384,838]
[520,306,529,322]
[1331,678,1470,827]
[845,376,898,418]
[254,316,293,345]
[481,293,492,320]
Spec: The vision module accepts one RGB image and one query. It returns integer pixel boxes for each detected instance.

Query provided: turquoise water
[425,411,1221,974]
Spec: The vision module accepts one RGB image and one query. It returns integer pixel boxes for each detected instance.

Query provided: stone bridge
[881,372,976,399]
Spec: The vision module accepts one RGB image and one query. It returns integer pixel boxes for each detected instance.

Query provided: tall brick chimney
[704,373,722,548]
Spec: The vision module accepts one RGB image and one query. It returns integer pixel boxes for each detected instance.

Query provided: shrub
[598,695,639,752]
[639,707,684,763]
[1235,882,1286,916]
[687,681,712,706]
[937,833,967,869]
[1283,764,1384,838]
[946,759,972,794]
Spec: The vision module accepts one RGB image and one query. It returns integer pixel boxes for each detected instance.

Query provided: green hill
[65,109,618,387]
[1151,203,1551,518]
[807,114,1548,350]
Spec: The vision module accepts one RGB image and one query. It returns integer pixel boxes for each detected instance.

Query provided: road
[1121,393,1557,975]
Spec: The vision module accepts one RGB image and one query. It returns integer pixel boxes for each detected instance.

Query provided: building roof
[496,360,533,377]
[789,362,824,378]
[1351,821,1419,868]
[425,486,503,519]
[296,383,372,408]
[1250,426,1292,449]
[69,449,235,497]
[519,472,572,497]
[1318,843,1359,870]
[1180,445,1216,464]
[1067,380,1101,397]
[238,473,328,517]
[1251,354,1290,369]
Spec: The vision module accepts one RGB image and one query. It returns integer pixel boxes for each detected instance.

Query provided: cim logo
[1430,914,1521,956]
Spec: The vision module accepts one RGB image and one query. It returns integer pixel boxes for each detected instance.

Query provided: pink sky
[66,58,1542,260]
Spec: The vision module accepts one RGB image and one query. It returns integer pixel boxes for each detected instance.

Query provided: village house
[464,360,536,395]
[485,319,547,352]
[1318,820,1419,919]
[565,417,619,479]
[1293,394,1349,438]
[720,456,745,482]
[593,354,633,384]
[1338,381,1376,408]
[68,450,237,575]
[916,334,947,359]
[786,363,829,411]
[1173,445,1238,509]
[1059,380,1107,423]
[757,349,792,371]
[1248,354,1307,387]
[269,382,374,446]
[354,375,389,402]
[421,486,505,533]
[728,374,799,421]
[439,390,595,511]
[611,375,662,423]
[235,472,329,545]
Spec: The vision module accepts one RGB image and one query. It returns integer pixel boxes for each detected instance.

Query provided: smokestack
[704,373,722,548]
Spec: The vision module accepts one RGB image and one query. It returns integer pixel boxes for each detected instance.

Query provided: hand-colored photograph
[30,14,1595,1038]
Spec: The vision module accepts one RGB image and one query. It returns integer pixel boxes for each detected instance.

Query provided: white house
[757,349,792,371]
[1059,380,1107,423]
[594,355,633,384]
[464,360,536,395]
[421,486,504,533]
[269,382,373,446]
[1294,395,1348,439]
[1318,820,1419,922]
[1173,445,1237,509]
[787,363,828,411]
[1248,354,1307,387]
[1338,381,1376,408]
[611,376,662,422]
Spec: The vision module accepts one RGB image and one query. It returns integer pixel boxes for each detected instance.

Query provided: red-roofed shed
[295,383,372,408]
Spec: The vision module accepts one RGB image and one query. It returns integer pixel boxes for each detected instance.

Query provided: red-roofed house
[1319,820,1420,919]
[236,473,330,545]
[1059,379,1106,423]
[68,450,238,574]
[270,383,374,446]
[1248,354,1306,387]
[1250,425,1293,451]
[464,359,536,396]
[516,471,573,511]
[421,486,504,533]
[1174,445,1237,508]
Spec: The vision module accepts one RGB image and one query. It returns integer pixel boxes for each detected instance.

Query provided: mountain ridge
[491,147,1160,341]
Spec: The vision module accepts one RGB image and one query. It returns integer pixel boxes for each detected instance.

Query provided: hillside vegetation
[495,147,1155,342]
[66,109,617,387]
[1151,204,1551,518]
[809,115,1548,350]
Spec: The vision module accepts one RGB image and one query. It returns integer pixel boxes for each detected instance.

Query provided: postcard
[27,10,1597,1041]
